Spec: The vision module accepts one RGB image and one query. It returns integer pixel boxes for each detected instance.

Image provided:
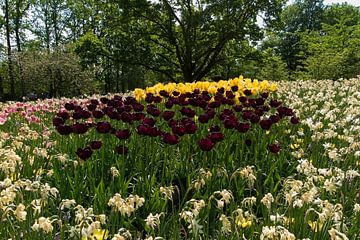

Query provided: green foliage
[13,45,100,97]
[301,4,360,80]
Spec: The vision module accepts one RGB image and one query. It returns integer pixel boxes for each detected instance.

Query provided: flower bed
[0,76,359,240]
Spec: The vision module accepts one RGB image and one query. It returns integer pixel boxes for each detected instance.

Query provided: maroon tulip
[96,122,112,133]
[137,124,149,135]
[231,85,239,92]
[92,110,105,119]
[270,99,282,108]
[233,105,242,112]
[209,132,224,142]
[198,138,215,151]
[143,117,156,127]
[72,123,89,134]
[115,129,131,139]
[250,114,260,124]
[269,115,281,124]
[209,125,221,133]
[244,89,252,96]
[76,147,93,160]
[237,122,250,133]
[172,125,186,136]
[56,125,73,135]
[162,110,175,121]
[290,116,300,124]
[185,123,197,134]
[268,143,281,154]
[64,102,75,111]
[53,117,64,126]
[260,119,272,130]
[90,140,102,150]
[198,114,209,123]
[57,111,70,120]
[261,92,269,98]
[100,97,109,104]
[115,145,128,155]
[163,133,178,145]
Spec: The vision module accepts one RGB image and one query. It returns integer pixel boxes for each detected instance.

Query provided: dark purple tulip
[87,104,97,111]
[163,133,178,145]
[260,119,272,130]
[134,112,145,121]
[132,103,144,112]
[168,119,177,127]
[72,111,82,120]
[239,96,247,103]
[209,101,221,108]
[115,145,128,155]
[92,110,105,119]
[96,122,112,133]
[270,99,282,108]
[237,122,250,133]
[53,117,64,126]
[76,147,93,160]
[244,89,252,96]
[180,107,196,118]
[209,132,224,142]
[224,119,237,129]
[57,111,70,120]
[231,85,239,92]
[159,90,169,97]
[137,124,149,135]
[153,96,162,103]
[255,108,264,116]
[72,123,89,134]
[217,87,225,94]
[172,125,186,136]
[56,125,73,135]
[185,123,197,134]
[268,143,281,154]
[115,129,131,139]
[242,110,252,121]
[80,110,91,119]
[233,105,243,112]
[198,138,215,151]
[270,115,281,124]
[198,114,209,123]
[206,109,216,119]
[165,100,174,109]
[172,91,180,96]
[255,98,265,106]
[120,112,132,123]
[124,105,132,112]
[90,99,99,105]
[90,140,102,150]
[143,117,156,127]
[209,125,221,133]
[64,102,75,111]
[162,110,175,121]
[145,94,154,103]
[250,114,260,123]
[100,97,109,104]
[290,116,300,124]
[261,92,269,98]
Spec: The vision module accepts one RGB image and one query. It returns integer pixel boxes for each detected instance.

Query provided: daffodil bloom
[82,229,109,240]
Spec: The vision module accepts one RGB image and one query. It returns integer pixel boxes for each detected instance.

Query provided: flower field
[0,76,359,240]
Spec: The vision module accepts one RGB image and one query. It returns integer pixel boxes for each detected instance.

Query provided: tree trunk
[5,0,15,99]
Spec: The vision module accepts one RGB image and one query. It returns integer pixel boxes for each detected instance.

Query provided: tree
[301,4,360,80]
[115,0,285,82]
